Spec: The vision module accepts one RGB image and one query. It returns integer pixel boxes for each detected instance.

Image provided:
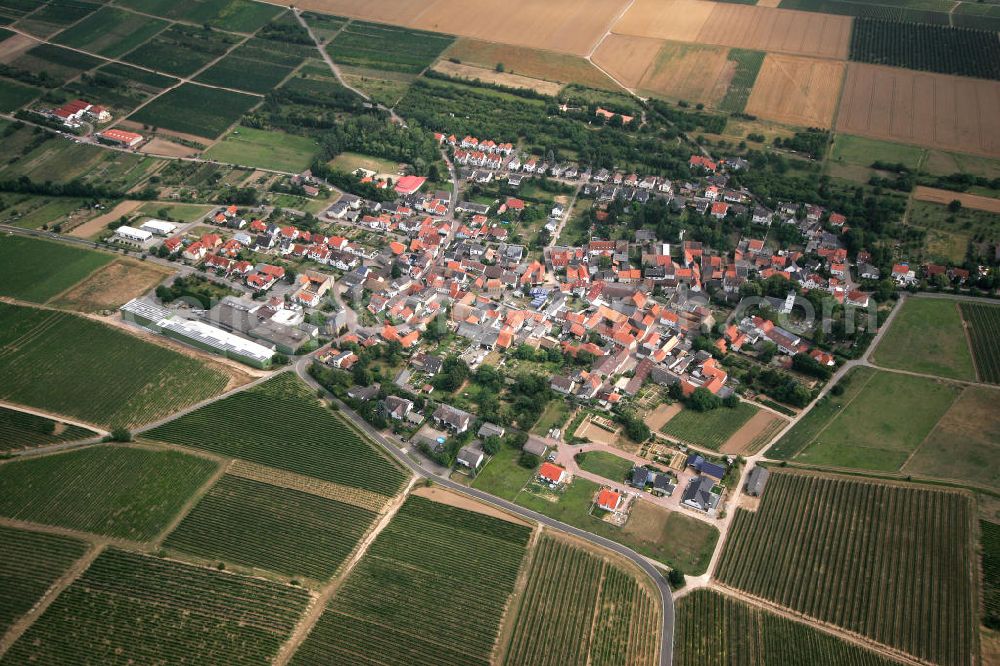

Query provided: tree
[518,451,540,469]
[109,427,132,442]
[495,62,505,73]
[688,387,721,412]
[667,569,685,588]
[390,262,402,279]
[473,364,503,393]
[482,436,501,455]
[947,199,962,213]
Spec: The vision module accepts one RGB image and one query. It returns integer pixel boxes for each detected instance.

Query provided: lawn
[204,127,319,172]
[0,235,111,302]
[470,443,535,500]
[829,134,925,169]
[0,445,217,540]
[137,201,214,222]
[129,83,259,139]
[795,371,961,472]
[531,399,571,436]
[0,78,39,112]
[873,297,976,380]
[575,450,633,482]
[328,151,399,176]
[660,403,758,450]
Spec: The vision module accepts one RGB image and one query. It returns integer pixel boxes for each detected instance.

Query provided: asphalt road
[293,358,675,666]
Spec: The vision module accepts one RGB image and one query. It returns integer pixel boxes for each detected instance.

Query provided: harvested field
[745,54,844,127]
[837,63,1000,158]
[720,410,787,454]
[67,200,142,238]
[614,0,851,59]
[443,38,618,91]
[592,34,663,91]
[431,60,562,95]
[279,0,629,55]
[0,33,36,61]
[140,137,197,158]
[913,186,1000,213]
[643,42,734,105]
[644,402,681,431]
[51,259,173,313]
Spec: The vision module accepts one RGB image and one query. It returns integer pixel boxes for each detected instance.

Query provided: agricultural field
[983,520,1000,630]
[503,534,660,666]
[290,495,531,666]
[961,302,1000,384]
[327,21,453,74]
[873,297,976,380]
[676,589,900,666]
[0,303,229,427]
[785,370,960,472]
[0,235,111,302]
[164,474,378,581]
[660,403,758,451]
[0,525,87,636]
[0,445,216,540]
[830,133,926,170]
[715,471,977,666]
[204,126,320,172]
[0,405,95,452]
[0,77,39,111]
[117,0,282,32]
[8,43,103,86]
[195,33,313,94]
[575,450,634,482]
[123,25,241,77]
[11,0,100,38]
[850,18,1000,81]
[744,54,845,128]
[1,548,310,665]
[778,0,962,25]
[906,200,1000,264]
[432,60,562,96]
[145,373,408,496]
[837,63,1000,158]
[128,83,259,139]
[718,49,765,113]
[913,187,1000,214]
[51,258,173,313]
[63,63,178,116]
[53,7,169,58]
[443,38,619,91]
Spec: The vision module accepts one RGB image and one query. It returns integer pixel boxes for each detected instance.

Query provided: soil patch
[720,410,786,455]
[431,60,562,95]
[141,137,198,158]
[744,53,845,128]
[913,186,1000,213]
[0,33,37,62]
[576,416,622,447]
[412,485,532,526]
[68,200,143,239]
[644,402,682,431]
[51,259,173,313]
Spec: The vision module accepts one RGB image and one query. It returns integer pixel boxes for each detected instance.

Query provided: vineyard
[327,21,454,74]
[0,525,87,635]
[0,303,229,428]
[503,534,660,666]
[145,373,406,496]
[983,521,1000,630]
[0,446,216,540]
[715,471,977,665]
[718,49,764,113]
[849,18,1000,81]
[0,235,111,303]
[0,406,95,452]
[1,549,310,665]
[960,302,1000,384]
[675,589,899,666]
[290,495,531,666]
[661,402,758,450]
[164,474,379,581]
[227,459,390,512]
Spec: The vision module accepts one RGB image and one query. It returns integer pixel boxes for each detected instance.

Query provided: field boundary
[228,459,393,512]
[152,459,231,548]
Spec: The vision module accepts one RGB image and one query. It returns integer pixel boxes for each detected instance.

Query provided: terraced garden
[0,303,229,427]
[145,373,408,496]
[0,406,94,452]
[164,474,378,581]
[290,496,531,666]
[1,549,310,665]
[0,525,87,636]
[960,302,1000,384]
[0,446,216,540]
[503,534,660,666]
[676,589,899,666]
[715,471,977,666]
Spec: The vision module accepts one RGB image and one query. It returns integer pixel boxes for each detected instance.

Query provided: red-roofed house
[394,175,427,195]
[539,462,568,484]
[597,488,623,512]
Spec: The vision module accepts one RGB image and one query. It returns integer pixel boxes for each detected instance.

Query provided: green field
[204,127,319,172]
[716,471,977,666]
[829,133,926,169]
[0,525,87,636]
[470,442,536,498]
[1,548,310,665]
[0,236,111,302]
[129,83,259,139]
[136,201,214,221]
[718,49,765,113]
[117,0,282,32]
[873,298,976,380]
[290,495,531,666]
[0,77,40,111]
[575,450,634,482]
[531,398,570,435]
[504,533,660,666]
[124,25,239,77]
[0,196,87,230]
[676,589,899,666]
[0,405,95,452]
[14,0,100,35]
[54,6,168,58]
[961,302,1000,384]
[0,302,229,427]
[327,21,453,74]
[145,373,408,496]
[792,370,960,471]
[661,403,758,450]
[11,43,103,85]
[164,474,378,581]
[983,520,1000,630]
[0,446,216,540]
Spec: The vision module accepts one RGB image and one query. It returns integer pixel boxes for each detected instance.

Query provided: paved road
[292,357,675,665]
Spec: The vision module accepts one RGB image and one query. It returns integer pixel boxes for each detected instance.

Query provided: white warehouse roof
[140,219,177,235]
[115,225,152,242]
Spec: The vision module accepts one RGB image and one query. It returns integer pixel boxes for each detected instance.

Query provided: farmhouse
[96,128,144,148]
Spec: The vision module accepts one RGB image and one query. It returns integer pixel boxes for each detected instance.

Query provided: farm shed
[745,466,770,496]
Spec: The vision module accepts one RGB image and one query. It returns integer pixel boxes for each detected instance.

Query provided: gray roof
[683,476,719,511]
[457,446,483,468]
[745,466,770,496]
[478,422,505,439]
[523,437,548,457]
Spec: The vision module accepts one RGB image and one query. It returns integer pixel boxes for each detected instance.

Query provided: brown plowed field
[745,54,845,128]
[837,63,1000,158]
[913,186,1000,213]
[614,0,851,60]
[284,0,629,55]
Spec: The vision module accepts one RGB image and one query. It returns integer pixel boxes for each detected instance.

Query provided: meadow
[204,126,320,172]
[575,450,634,482]
[327,21,453,74]
[1,548,310,665]
[0,303,229,427]
[503,534,660,666]
[128,83,259,139]
[145,373,408,496]
[0,525,87,636]
[960,302,1000,383]
[53,6,168,58]
[661,402,758,451]
[164,474,378,581]
[676,589,900,666]
[0,405,95,452]
[0,235,111,303]
[715,471,977,666]
[0,446,216,540]
[290,495,531,666]
[873,297,976,380]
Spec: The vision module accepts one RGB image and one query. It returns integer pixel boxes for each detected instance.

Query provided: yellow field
[431,60,563,95]
[613,0,716,42]
[745,54,845,128]
[591,33,662,90]
[444,38,619,90]
[640,42,735,105]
